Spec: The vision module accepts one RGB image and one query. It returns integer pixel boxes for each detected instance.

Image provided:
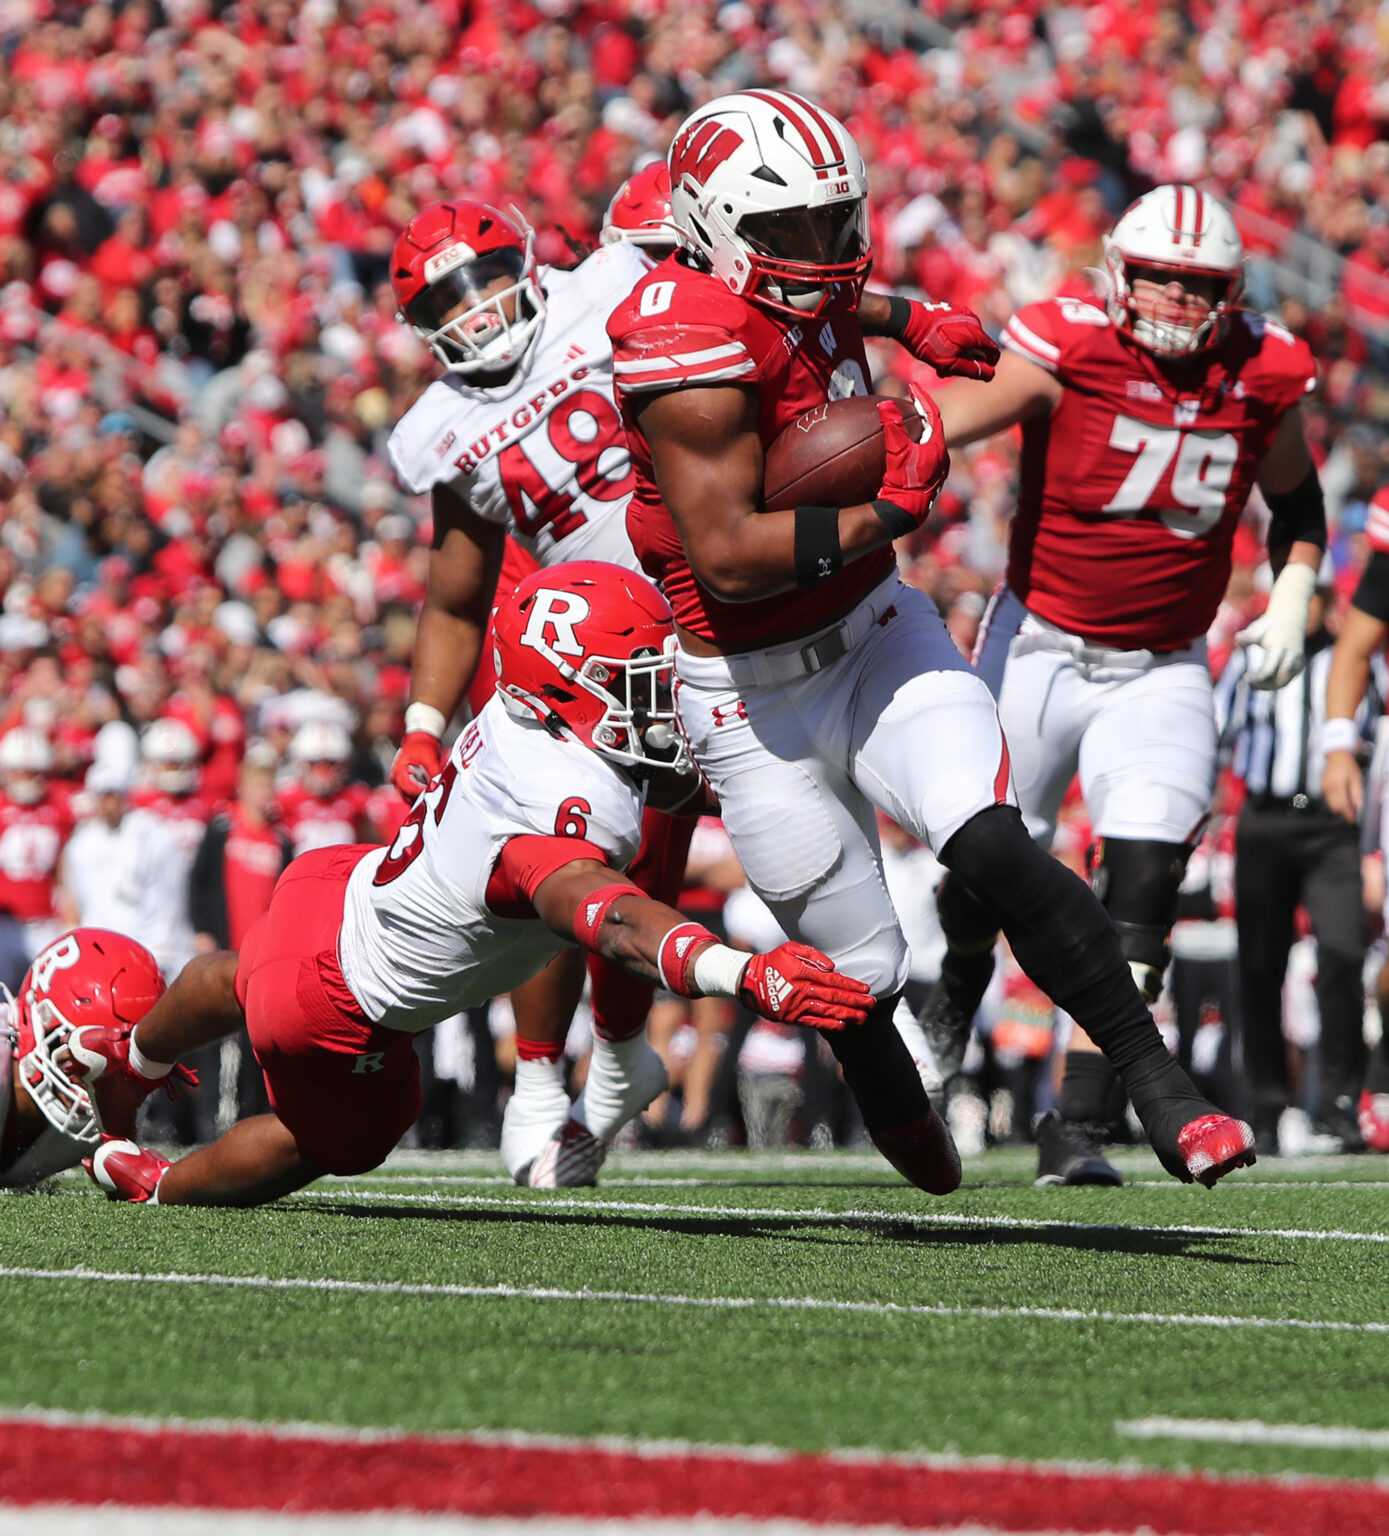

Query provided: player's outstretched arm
[531,856,873,1029]
[636,385,944,603]
[1237,409,1326,690]
[858,292,1000,381]
[929,346,1061,449]
[391,481,506,800]
[1323,603,1389,821]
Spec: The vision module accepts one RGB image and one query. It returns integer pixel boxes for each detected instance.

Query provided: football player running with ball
[68,566,872,1206]
[385,190,692,1187]
[608,91,1254,1193]
[923,185,1323,1184]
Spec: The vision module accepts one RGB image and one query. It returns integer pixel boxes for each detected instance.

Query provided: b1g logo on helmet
[520,589,591,659]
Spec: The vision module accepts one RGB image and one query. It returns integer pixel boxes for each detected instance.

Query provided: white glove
[1235,562,1318,690]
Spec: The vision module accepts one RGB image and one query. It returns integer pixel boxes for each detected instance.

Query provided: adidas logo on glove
[764,967,793,1013]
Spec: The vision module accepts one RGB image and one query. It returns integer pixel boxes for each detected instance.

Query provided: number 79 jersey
[387,242,649,572]
[1000,298,1316,650]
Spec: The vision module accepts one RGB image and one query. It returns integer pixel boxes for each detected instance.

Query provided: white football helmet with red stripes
[667,90,870,318]
[1102,184,1244,356]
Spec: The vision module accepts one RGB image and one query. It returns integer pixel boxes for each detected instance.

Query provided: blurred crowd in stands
[3,0,1389,1153]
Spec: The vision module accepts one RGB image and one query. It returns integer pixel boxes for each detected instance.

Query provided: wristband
[793,505,844,587]
[404,702,447,739]
[572,882,637,951]
[655,921,719,996]
[872,499,918,539]
[1320,717,1361,756]
[690,941,750,999]
[881,295,913,338]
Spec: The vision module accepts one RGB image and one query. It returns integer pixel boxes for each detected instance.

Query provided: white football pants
[675,575,1014,997]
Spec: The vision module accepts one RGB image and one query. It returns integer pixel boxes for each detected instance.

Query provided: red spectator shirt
[0,791,73,922]
[276,781,375,856]
[609,258,892,647]
[221,807,289,949]
[997,299,1316,650]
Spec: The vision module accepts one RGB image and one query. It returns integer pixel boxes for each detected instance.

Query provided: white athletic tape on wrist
[1263,561,1318,631]
[690,942,751,1000]
[403,703,447,739]
[1321,717,1361,756]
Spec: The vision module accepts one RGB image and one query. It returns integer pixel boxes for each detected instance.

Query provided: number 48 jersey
[1000,298,1316,650]
[387,242,649,571]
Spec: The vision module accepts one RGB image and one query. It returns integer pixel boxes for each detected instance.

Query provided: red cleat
[869,1106,963,1195]
[61,1026,192,1139]
[1359,1091,1389,1154]
[1176,1114,1256,1187]
[84,1136,171,1203]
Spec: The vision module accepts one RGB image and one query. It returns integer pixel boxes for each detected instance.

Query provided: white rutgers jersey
[338,695,644,1031]
[387,243,648,571]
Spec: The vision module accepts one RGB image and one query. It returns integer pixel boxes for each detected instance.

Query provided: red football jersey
[608,258,893,646]
[0,792,72,921]
[276,781,375,856]
[999,299,1316,649]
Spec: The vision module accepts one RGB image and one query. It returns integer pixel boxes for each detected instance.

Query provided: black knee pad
[1090,838,1191,1002]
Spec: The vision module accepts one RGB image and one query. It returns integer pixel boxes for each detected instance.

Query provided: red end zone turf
[1,1414,1385,1534]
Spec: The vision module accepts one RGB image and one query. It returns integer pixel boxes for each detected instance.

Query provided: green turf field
[3,1148,1386,1484]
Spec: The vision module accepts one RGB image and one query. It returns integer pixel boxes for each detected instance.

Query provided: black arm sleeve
[1264,465,1326,552]
[1352,548,1389,623]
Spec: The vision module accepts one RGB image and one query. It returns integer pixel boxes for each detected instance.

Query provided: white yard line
[296,1185,1389,1245]
[1117,1417,1389,1451]
[1,1264,1385,1335]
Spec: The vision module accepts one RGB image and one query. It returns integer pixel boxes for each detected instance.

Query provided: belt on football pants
[690,575,899,689]
[1010,621,1185,670]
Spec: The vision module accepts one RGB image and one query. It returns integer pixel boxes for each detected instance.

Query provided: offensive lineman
[922,186,1324,1184]
[384,188,692,1187]
[68,566,872,1205]
[608,90,1254,1191]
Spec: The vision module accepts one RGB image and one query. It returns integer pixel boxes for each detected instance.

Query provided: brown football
[763,395,925,511]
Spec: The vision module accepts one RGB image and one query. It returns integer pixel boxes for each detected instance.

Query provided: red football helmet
[492,561,690,773]
[600,163,677,254]
[391,200,547,379]
[13,929,166,1142]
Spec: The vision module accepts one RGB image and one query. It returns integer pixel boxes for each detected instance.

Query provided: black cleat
[1034,1110,1123,1186]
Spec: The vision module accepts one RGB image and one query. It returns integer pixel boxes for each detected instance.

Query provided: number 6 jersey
[387,242,649,572]
[999,297,1316,650]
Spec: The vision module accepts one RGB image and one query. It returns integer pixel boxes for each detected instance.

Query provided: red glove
[390,731,442,801]
[873,396,950,533]
[895,298,1000,381]
[738,942,873,1031]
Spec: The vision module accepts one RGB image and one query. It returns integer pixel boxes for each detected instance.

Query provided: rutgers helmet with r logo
[667,89,871,318]
[391,200,547,380]
[12,929,165,1143]
[600,162,677,255]
[491,561,690,772]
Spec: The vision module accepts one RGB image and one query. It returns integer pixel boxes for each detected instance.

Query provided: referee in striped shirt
[1216,563,1382,1154]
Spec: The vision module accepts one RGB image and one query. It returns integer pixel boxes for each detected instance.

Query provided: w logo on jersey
[670,121,743,187]
[520,589,591,659]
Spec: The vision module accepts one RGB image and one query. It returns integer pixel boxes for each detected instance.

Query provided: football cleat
[868,1106,962,1196]
[1034,1111,1124,1187]
[84,1136,171,1203]
[917,950,994,1100]
[1175,1113,1257,1188]
[527,1117,606,1189]
[568,1034,668,1147]
[501,1061,572,1187]
[61,1025,195,1139]
[1358,1090,1389,1154]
